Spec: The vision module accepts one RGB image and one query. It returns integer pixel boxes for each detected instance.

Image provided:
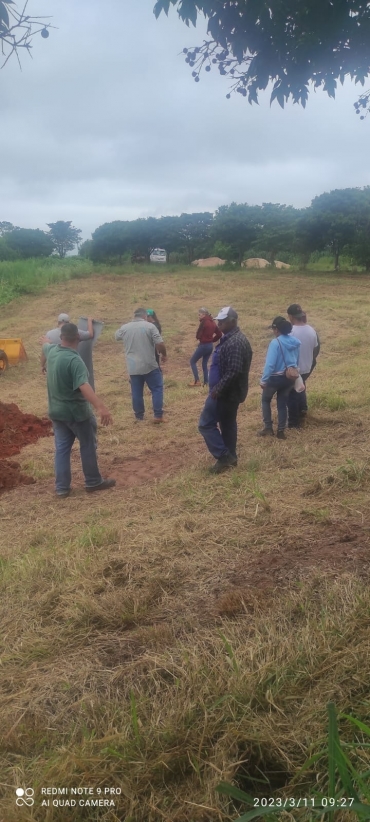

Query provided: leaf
[341,713,370,738]
[0,2,9,26]
[328,702,359,801]
[294,750,325,777]
[153,0,174,19]
[337,805,370,819]
[130,691,140,743]
[232,808,281,822]
[328,702,337,799]
[216,782,254,804]
[178,0,198,26]
[218,631,239,672]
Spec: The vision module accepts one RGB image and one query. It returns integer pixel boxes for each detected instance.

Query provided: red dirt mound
[0,401,52,494]
[0,459,36,493]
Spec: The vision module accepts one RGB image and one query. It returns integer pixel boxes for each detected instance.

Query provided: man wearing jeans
[42,323,116,498]
[198,307,253,474]
[115,308,167,423]
[258,316,301,440]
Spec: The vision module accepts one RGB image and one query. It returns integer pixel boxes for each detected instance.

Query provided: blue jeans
[130,368,163,419]
[262,375,294,431]
[190,343,213,384]
[52,417,102,493]
[198,395,239,459]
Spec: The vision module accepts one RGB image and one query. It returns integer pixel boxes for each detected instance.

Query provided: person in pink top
[189,308,222,387]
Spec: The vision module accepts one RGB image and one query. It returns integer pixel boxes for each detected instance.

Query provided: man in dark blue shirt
[198,306,253,473]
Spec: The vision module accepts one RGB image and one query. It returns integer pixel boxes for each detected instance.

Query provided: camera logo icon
[15,788,34,806]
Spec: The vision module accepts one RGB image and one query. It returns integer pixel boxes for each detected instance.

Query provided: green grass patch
[309,392,347,411]
[0,257,100,305]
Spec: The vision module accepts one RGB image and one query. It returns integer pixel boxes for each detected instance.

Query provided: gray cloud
[1,0,369,239]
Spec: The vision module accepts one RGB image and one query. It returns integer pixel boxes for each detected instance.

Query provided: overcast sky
[1,0,369,241]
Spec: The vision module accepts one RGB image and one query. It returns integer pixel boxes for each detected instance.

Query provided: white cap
[58,313,70,323]
[214,306,238,321]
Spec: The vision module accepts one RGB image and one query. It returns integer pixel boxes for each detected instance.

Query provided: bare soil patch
[216,522,370,615]
[109,444,192,488]
[0,401,52,493]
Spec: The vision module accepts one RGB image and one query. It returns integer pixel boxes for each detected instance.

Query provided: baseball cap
[58,313,70,323]
[214,306,238,321]
[287,303,305,318]
[270,316,292,334]
[146,309,154,315]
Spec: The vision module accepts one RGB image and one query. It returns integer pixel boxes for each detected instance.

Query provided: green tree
[350,226,370,270]
[293,211,325,269]
[0,236,17,260]
[310,187,370,269]
[5,228,54,258]
[212,203,260,265]
[78,239,94,259]
[0,221,18,235]
[176,212,213,263]
[154,0,370,110]
[155,212,213,262]
[256,203,297,264]
[91,221,130,263]
[46,221,82,258]
[126,217,159,261]
[0,1,51,69]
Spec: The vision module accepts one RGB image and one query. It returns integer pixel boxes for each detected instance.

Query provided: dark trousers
[287,372,310,426]
[262,375,294,431]
[198,395,239,459]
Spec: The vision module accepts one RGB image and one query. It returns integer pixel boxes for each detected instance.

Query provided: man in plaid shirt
[198,307,253,473]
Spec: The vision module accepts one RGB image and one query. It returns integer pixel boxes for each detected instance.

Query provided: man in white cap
[43,314,94,345]
[198,306,253,473]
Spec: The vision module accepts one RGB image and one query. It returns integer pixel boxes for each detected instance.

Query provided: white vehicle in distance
[150,248,167,263]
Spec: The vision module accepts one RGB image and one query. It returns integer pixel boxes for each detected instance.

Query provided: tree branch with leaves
[154,0,370,114]
[0,0,51,69]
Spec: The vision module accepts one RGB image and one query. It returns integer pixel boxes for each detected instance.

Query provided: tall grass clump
[0,258,98,305]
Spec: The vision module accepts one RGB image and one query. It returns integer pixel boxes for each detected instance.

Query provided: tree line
[2,187,370,270]
[0,221,81,260]
[82,187,370,270]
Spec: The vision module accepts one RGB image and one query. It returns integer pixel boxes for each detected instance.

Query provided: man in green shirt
[42,323,116,497]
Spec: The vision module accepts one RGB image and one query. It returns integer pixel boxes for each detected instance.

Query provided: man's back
[115,320,163,375]
[43,344,91,422]
[46,326,91,344]
[290,324,317,374]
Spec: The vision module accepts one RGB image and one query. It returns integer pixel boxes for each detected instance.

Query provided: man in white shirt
[287,304,320,427]
[115,308,167,423]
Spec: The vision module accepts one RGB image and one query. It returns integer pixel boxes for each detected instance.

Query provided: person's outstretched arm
[79,383,113,426]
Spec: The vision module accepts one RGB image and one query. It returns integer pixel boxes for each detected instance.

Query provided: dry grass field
[1,266,370,822]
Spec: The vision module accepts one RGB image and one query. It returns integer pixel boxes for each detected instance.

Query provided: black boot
[276,429,287,440]
[209,453,237,474]
[257,428,274,437]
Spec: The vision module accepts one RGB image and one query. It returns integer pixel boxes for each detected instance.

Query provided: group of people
[258,304,320,439]
[40,301,319,494]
